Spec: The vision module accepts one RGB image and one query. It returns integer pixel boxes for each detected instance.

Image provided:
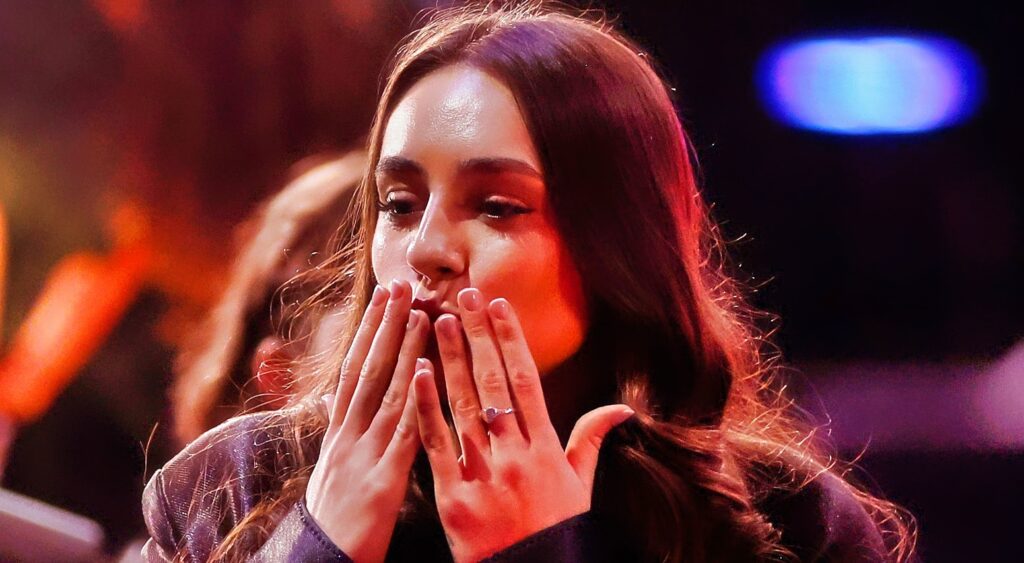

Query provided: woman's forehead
[379,64,543,177]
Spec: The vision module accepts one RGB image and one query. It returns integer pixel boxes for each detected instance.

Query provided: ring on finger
[480,406,515,425]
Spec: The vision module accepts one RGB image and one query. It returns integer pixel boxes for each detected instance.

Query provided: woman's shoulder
[141,408,304,560]
[759,469,890,562]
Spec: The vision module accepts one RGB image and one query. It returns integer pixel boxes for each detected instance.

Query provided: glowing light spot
[757,35,984,134]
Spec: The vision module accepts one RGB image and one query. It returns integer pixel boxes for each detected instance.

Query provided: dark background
[592,1,1021,561]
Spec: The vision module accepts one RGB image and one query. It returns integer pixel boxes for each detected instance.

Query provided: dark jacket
[141,409,888,562]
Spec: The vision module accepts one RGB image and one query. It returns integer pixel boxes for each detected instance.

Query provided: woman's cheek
[527,306,588,375]
[371,228,408,281]
[481,246,584,374]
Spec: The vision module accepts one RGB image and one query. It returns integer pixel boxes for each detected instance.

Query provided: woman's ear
[251,336,295,408]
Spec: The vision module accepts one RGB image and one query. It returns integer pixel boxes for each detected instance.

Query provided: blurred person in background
[0,0,409,554]
[141,4,917,562]
[172,152,363,446]
[108,153,364,563]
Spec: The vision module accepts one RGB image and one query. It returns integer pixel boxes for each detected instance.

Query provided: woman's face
[371,64,589,377]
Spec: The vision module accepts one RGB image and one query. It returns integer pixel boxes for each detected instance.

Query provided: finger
[412,361,460,485]
[435,314,489,460]
[332,283,388,423]
[487,298,559,447]
[321,394,335,423]
[340,279,412,439]
[565,405,635,494]
[457,288,520,442]
[365,310,428,456]
[379,370,424,475]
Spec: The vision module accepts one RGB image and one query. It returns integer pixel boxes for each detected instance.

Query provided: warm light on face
[371,64,590,377]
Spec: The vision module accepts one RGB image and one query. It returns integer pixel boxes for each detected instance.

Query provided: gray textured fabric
[141,409,889,562]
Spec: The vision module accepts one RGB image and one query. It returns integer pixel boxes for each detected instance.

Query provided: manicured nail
[390,279,406,301]
[406,310,420,330]
[436,314,458,338]
[416,358,428,371]
[414,369,432,384]
[371,284,387,306]
[614,408,636,425]
[489,298,510,320]
[459,288,482,311]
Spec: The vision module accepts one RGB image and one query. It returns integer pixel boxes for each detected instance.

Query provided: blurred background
[0,0,1018,561]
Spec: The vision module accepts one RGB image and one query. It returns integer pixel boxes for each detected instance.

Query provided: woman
[142,3,916,562]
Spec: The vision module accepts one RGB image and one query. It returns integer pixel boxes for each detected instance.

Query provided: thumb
[565,404,635,494]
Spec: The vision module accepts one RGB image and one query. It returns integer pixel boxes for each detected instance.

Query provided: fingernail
[489,298,510,320]
[390,279,406,301]
[614,408,636,425]
[407,310,420,330]
[436,314,458,338]
[459,288,482,311]
[371,284,387,306]
[321,394,334,408]
[416,358,428,371]
[414,369,432,383]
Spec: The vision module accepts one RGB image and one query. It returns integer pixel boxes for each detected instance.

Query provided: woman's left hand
[412,288,634,563]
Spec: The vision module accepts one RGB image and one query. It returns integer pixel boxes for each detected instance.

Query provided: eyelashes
[375,196,533,221]
[480,199,533,219]
[375,198,416,217]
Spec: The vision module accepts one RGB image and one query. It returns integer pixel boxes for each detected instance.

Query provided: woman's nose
[406,203,464,283]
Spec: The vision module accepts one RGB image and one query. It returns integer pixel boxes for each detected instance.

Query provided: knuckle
[359,363,383,383]
[380,388,403,408]
[507,367,536,389]
[440,344,462,363]
[393,421,417,442]
[353,323,373,341]
[452,396,480,418]
[478,370,508,394]
[497,461,525,486]
[381,305,406,326]
[421,430,447,451]
[494,322,517,341]
[356,318,377,336]
[337,369,355,388]
[362,479,390,502]
[439,498,476,528]
[463,321,491,339]
[339,359,358,381]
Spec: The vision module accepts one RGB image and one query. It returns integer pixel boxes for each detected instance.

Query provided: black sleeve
[481,511,623,563]
[762,471,890,562]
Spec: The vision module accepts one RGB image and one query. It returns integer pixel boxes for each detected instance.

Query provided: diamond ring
[480,406,515,425]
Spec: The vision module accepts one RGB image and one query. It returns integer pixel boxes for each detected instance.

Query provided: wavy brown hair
[208,3,916,561]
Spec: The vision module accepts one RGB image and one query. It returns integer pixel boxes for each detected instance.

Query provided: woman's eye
[481,199,532,219]
[376,197,418,217]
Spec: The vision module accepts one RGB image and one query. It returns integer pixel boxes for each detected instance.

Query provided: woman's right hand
[305,279,429,563]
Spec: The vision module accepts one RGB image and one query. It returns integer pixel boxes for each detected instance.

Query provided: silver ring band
[481,406,515,425]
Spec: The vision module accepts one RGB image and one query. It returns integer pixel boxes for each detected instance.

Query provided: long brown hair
[210,3,916,561]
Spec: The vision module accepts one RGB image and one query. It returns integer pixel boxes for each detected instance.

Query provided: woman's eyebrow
[375,155,543,183]
[375,155,423,179]
[458,157,542,179]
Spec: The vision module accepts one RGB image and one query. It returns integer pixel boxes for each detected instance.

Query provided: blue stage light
[757,35,983,134]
